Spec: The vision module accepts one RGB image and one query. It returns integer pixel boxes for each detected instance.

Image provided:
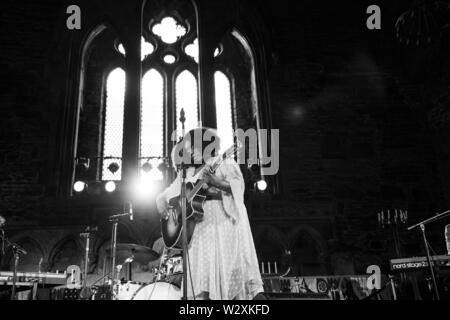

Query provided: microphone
[0,215,5,227]
[127,202,133,221]
[86,226,98,233]
[15,245,27,255]
[80,226,98,238]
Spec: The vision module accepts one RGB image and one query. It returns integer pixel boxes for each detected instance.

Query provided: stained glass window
[102,68,125,181]
[141,69,164,181]
[176,70,199,138]
[215,71,234,152]
[99,16,237,185]
[152,17,186,44]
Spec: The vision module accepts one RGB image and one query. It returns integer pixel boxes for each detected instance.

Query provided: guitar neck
[186,147,234,202]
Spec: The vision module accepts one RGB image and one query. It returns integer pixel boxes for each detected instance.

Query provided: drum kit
[89,243,183,300]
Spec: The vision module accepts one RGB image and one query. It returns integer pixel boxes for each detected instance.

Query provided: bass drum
[132,281,181,300]
[116,282,146,300]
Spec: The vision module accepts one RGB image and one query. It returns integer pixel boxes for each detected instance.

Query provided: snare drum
[132,281,181,300]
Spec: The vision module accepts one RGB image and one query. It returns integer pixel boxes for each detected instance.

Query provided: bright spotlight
[133,177,155,199]
[105,181,116,193]
[73,181,87,193]
[256,179,267,192]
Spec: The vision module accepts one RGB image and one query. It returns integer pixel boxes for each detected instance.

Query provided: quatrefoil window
[151,17,187,44]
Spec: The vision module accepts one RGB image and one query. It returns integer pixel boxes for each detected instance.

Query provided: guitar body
[161,182,207,249]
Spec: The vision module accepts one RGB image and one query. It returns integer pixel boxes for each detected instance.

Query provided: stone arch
[48,236,84,272]
[89,221,141,277]
[253,225,288,269]
[288,225,329,276]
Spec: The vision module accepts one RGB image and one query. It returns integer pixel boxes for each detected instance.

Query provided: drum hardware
[106,244,159,266]
[112,251,183,300]
[87,254,135,300]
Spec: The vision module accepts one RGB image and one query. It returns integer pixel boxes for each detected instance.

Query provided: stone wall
[1,0,449,278]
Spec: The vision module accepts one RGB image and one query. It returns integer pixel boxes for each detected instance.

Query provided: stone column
[120,3,144,193]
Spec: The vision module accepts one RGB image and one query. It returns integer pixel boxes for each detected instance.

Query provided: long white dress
[157,159,264,300]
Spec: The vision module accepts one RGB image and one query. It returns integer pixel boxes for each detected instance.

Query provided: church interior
[1,0,450,300]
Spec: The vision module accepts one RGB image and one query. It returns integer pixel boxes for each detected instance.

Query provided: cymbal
[106,243,160,264]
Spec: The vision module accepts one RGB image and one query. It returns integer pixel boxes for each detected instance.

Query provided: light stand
[407,209,450,301]
[179,108,189,300]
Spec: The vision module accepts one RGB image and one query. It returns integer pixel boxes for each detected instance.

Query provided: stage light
[108,162,120,174]
[73,181,87,193]
[142,161,153,173]
[132,177,156,200]
[105,181,116,193]
[256,179,267,192]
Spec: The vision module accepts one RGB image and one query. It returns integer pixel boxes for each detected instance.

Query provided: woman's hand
[156,196,168,215]
[200,166,219,186]
[200,165,231,193]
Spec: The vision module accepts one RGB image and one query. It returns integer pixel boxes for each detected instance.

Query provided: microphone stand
[80,226,97,289]
[0,233,27,300]
[179,109,188,300]
[407,210,450,300]
[108,206,133,299]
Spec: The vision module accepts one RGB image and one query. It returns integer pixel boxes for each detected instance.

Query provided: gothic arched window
[214,71,234,152]
[102,68,125,181]
[140,68,164,181]
[74,11,263,194]
[176,70,198,137]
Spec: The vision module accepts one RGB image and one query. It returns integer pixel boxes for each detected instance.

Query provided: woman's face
[184,140,203,164]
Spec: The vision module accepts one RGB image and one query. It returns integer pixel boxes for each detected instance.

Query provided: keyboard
[0,271,67,287]
[389,255,450,272]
